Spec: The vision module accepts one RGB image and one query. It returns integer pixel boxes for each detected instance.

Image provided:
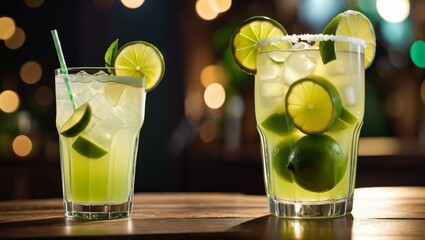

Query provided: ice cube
[89,93,114,120]
[256,54,281,81]
[291,42,311,50]
[113,88,145,127]
[85,115,124,148]
[316,51,359,76]
[261,81,287,98]
[343,85,357,106]
[75,71,92,83]
[280,52,317,85]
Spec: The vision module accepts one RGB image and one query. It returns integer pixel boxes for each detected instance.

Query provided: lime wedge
[114,41,165,91]
[319,10,376,69]
[285,75,342,135]
[60,103,92,138]
[72,135,108,159]
[261,112,294,135]
[231,16,290,74]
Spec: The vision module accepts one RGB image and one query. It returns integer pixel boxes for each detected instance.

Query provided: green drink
[55,68,145,219]
[231,11,375,218]
[256,45,363,217]
[54,40,164,220]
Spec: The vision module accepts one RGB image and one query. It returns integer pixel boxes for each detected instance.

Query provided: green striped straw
[51,29,76,110]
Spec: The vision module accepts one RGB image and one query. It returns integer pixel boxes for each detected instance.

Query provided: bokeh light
[120,0,145,9]
[204,83,226,109]
[185,91,205,123]
[376,0,410,23]
[12,135,32,157]
[200,64,227,87]
[0,90,20,113]
[24,0,45,8]
[199,120,217,143]
[5,27,26,50]
[215,0,232,13]
[380,20,414,49]
[410,40,425,68]
[0,17,16,40]
[299,0,343,31]
[196,0,232,21]
[20,61,42,84]
[35,86,54,106]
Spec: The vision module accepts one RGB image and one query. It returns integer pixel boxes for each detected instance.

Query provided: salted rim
[256,34,366,49]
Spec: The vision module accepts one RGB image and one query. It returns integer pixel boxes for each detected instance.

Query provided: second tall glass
[255,38,365,218]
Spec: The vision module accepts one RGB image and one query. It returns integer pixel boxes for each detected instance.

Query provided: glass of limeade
[231,11,375,218]
[55,67,146,219]
[255,37,364,218]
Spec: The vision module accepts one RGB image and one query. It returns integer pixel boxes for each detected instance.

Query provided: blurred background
[0,0,424,200]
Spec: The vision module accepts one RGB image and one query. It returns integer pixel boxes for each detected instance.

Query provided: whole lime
[287,135,347,192]
[272,139,294,182]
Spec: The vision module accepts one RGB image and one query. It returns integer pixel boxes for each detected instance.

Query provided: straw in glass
[51,29,76,110]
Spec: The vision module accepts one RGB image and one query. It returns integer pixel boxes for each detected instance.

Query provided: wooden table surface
[1,187,425,239]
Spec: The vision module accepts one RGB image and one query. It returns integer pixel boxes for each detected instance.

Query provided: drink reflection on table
[228,215,353,239]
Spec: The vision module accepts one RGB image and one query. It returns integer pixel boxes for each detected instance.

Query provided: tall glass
[55,67,146,220]
[255,38,364,218]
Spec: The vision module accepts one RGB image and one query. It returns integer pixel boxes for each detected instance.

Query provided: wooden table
[1,187,424,239]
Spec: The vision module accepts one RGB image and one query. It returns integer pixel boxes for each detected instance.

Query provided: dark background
[1,0,424,200]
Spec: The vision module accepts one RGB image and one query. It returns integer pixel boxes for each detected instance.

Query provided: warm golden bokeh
[0,90,20,113]
[200,64,228,87]
[20,61,43,84]
[0,16,16,40]
[199,120,217,143]
[204,83,225,109]
[12,135,33,157]
[24,0,45,8]
[5,27,26,50]
[120,0,145,9]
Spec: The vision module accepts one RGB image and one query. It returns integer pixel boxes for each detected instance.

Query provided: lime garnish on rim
[231,16,290,74]
[60,102,92,138]
[72,135,108,159]
[285,75,342,135]
[319,10,376,69]
[111,40,165,91]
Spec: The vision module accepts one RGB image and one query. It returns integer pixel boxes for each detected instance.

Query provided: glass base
[64,201,132,220]
[268,196,352,219]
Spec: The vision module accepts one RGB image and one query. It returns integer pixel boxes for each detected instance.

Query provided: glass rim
[256,34,366,49]
[54,67,144,75]
[54,67,146,88]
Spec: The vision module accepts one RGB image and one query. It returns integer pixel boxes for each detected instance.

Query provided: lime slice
[60,103,92,138]
[285,75,342,135]
[114,41,165,91]
[319,10,376,69]
[231,16,290,74]
[72,135,108,159]
[261,112,294,135]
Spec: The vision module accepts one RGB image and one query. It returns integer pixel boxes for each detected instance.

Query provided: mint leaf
[104,39,119,73]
